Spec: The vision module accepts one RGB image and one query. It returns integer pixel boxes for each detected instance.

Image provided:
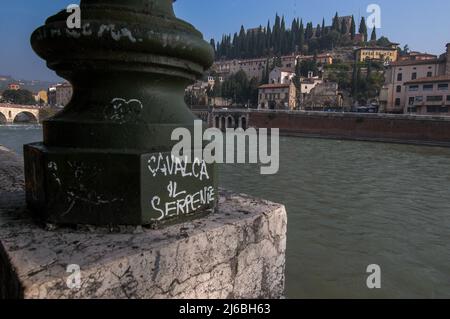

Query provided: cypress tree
[266,20,272,53]
[273,14,281,53]
[305,22,314,40]
[316,24,322,38]
[359,17,368,42]
[298,19,305,53]
[350,15,356,40]
[370,27,377,42]
[280,16,287,54]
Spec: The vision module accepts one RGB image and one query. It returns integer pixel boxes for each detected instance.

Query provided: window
[423,84,434,91]
[427,95,443,102]
[438,84,449,91]
[396,85,402,93]
[427,106,440,113]
[427,106,449,113]
[409,85,419,92]
[427,72,433,77]
[415,96,424,102]
[412,73,417,80]
[407,107,417,113]
[395,98,401,106]
[397,73,403,81]
[447,95,450,101]
[408,97,415,105]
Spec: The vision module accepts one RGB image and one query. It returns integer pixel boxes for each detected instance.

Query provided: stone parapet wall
[207,110,450,146]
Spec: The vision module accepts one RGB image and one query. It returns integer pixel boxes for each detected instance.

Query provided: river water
[1,125,450,298]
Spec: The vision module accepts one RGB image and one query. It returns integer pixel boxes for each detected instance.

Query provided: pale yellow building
[355,47,398,63]
[35,90,48,104]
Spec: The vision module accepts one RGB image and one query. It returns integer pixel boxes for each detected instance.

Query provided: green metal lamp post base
[24,0,217,226]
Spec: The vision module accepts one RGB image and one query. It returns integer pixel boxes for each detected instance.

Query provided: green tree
[376,36,393,47]
[299,60,318,77]
[305,22,314,41]
[2,89,35,105]
[298,20,305,53]
[315,24,322,38]
[359,17,368,42]
[350,15,356,40]
[221,70,250,105]
[209,38,216,54]
[370,27,377,42]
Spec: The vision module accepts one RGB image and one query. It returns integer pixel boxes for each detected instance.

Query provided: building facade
[355,47,398,63]
[301,82,342,110]
[380,43,450,113]
[398,51,438,62]
[403,75,450,115]
[55,83,73,107]
[8,83,20,90]
[258,83,297,110]
[34,90,48,104]
[269,67,296,84]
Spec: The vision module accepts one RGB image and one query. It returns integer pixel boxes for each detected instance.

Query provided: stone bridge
[193,108,251,130]
[0,103,40,124]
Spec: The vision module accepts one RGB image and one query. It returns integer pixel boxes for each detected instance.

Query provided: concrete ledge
[0,147,287,299]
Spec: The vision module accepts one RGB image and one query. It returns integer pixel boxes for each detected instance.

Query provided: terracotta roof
[404,75,450,85]
[355,46,397,51]
[258,83,290,89]
[390,58,441,67]
[407,52,437,57]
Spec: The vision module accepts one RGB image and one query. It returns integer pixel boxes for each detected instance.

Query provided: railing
[0,103,41,109]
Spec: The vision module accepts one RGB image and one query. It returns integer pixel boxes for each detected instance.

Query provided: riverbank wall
[0,146,287,299]
[206,110,450,147]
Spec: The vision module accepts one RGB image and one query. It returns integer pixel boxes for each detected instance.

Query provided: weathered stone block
[0,147,287,299]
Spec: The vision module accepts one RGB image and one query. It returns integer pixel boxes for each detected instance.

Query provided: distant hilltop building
[379,43,450,115]
[398,51,438,62]
[212,54,333,81]
[8,83,21,91]
[0,75,12,82]
[355,42,400,63]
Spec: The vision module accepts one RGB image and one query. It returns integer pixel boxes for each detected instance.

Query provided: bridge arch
[239,116,248,130]
[13,111,39,124]
[214,116,220,128]
[226,116,235,129]
[0,112,6,124]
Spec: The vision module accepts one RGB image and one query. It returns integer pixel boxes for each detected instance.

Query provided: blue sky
[1,0,449,82]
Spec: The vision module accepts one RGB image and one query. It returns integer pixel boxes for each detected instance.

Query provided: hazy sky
[1,0,449,82]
